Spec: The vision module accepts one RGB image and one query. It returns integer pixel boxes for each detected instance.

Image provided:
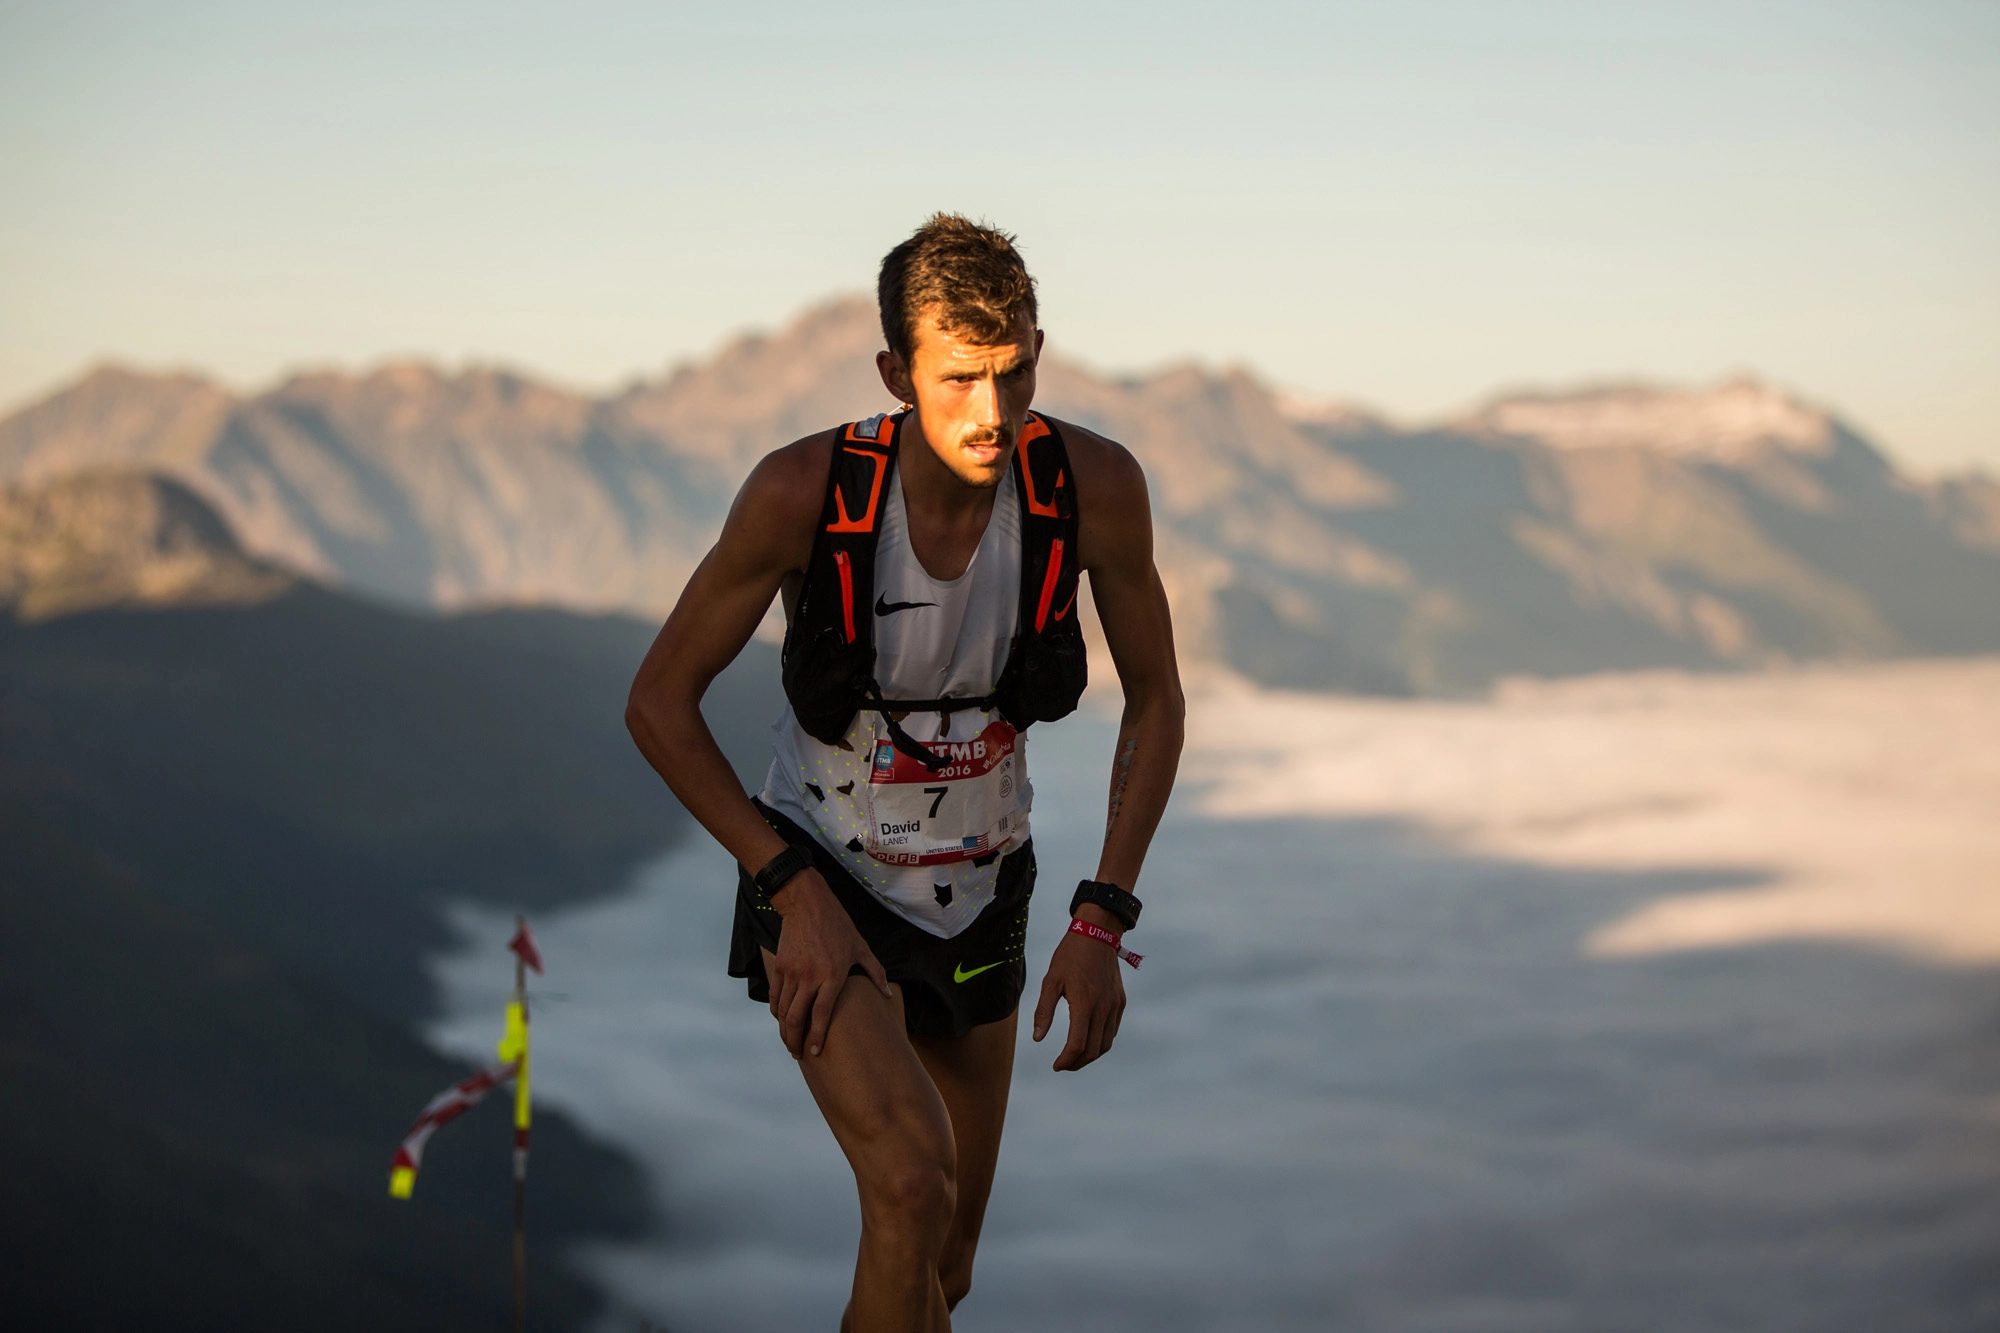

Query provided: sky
[2,1,1995,471]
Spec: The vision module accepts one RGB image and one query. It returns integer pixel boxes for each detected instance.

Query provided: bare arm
[1031,422,1186,1071]
[626,441,818,870]
[625,433,890,1057]
[1080,442,1186,893]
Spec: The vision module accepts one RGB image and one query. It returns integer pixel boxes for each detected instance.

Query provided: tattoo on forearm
[1105,737,1139,836]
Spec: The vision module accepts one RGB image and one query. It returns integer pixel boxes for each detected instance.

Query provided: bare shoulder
[738,427,837,518]
[1043,415,1148,507]
[721,427,838,574]
[1039,415,1152,570]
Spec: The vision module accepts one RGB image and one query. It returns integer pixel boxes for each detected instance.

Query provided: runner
[626,214,1184,1331]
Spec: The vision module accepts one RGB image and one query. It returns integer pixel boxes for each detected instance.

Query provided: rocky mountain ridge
[0,470,291,621]
[5,298,1996,692]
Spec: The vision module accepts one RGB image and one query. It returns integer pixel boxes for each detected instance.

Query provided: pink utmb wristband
[1068,916,1143,969]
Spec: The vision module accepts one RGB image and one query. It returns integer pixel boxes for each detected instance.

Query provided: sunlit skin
[626,299,1184,1331]
[880,309,1043,487]
[874,310,1045,581]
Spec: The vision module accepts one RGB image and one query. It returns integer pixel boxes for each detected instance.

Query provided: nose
[970,374,1000,428]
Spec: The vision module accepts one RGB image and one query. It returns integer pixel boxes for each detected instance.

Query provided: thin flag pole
[511,914,530,1333]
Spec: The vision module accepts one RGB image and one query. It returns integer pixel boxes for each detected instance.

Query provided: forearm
[1092,684,1185,894]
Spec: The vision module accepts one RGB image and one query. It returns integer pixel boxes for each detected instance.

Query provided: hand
[1031,905,1128,1071]
[766,868,892,1059]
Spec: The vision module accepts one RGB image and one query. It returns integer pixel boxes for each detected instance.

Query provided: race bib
[863,716,1021,866]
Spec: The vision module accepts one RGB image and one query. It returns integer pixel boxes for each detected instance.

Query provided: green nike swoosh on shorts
[953,960,1005,984]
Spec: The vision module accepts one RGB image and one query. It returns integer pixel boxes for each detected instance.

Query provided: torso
[761,452,1031,938]
[871,455,1020,701]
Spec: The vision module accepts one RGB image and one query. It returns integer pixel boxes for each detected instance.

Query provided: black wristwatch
[753,845,815,900]
[1070,879,1142,932]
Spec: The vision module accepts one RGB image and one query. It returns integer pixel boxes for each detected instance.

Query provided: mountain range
[4,297,1997,694]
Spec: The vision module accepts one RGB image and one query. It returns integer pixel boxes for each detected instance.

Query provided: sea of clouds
[430,660,2000,1332]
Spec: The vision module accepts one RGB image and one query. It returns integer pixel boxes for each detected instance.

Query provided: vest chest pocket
[862,716,1021,866]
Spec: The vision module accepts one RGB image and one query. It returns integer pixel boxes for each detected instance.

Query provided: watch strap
[1070,878,1142,932]
[753,844,815,899]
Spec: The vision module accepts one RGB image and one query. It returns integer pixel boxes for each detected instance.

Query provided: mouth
[960,431,1011,466]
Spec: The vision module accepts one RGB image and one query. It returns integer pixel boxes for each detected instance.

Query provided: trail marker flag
[386,1060,519,1199]
[508,919,544,974]
[385,915,539,1332]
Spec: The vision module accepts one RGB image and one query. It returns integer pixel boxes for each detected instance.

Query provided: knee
[862,1154,956,1235]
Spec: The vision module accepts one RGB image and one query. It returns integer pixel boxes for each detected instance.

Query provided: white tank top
[760,446,1032,938]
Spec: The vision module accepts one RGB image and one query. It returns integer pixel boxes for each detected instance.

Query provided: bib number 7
[862,718,1021,867]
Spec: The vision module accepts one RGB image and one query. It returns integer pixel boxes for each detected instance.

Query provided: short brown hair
[877,214,1039,366]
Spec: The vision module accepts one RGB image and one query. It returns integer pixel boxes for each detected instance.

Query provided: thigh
[761,950,956,1183]
[911,1010,1018,1245]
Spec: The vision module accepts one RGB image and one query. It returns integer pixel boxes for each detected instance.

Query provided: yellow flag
[497,1000,526,1062]
[497,999,531,1129]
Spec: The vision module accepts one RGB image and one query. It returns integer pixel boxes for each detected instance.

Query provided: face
[877,307,1043,489]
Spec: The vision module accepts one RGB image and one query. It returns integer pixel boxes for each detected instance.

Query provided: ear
[1034,328,1045,359]
[876,349,915,405]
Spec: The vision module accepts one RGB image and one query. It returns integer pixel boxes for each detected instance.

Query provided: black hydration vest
[780,409,1088,772]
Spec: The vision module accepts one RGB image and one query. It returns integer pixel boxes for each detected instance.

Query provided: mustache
[960,425,1015,450]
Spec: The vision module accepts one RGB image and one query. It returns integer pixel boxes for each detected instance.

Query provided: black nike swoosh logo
[875,593,938,616]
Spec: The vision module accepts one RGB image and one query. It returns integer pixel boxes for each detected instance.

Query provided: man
[626,214,1183,1331]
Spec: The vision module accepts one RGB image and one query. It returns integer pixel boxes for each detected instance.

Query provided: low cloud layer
[432,668,2000,1330]
[1192,658,2000,964]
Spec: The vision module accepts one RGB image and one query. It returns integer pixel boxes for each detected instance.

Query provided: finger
[1082,1004,1112,1068]
[806,977,840,1057]
[1104,1000,1124,1051]
[1064,1004,1102,1071]
[1055,998,1091,1071]
[783,980,817,1059]
[857,946,891,998]
[1032,972,1061,1043]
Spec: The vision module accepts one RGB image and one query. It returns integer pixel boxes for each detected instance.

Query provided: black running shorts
[729,798,1036,1041]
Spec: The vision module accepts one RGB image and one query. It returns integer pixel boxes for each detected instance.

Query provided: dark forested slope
[0,806,650,1332]
[0,472,780,1328]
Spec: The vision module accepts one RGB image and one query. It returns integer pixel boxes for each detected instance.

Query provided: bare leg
[912,1011,1018,1311]
[763,952,955,1332]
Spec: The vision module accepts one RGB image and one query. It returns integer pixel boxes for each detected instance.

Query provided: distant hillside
[0,473,778,1017]
[0,469,290,620]
[1,805,649,1333]
[1929,471,2000,551]
[6,300,1997,692]
[0,472,782,1328]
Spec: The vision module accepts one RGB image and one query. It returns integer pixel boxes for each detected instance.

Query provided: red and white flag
[388,918,538,1200]
[387,1058,519,1199]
